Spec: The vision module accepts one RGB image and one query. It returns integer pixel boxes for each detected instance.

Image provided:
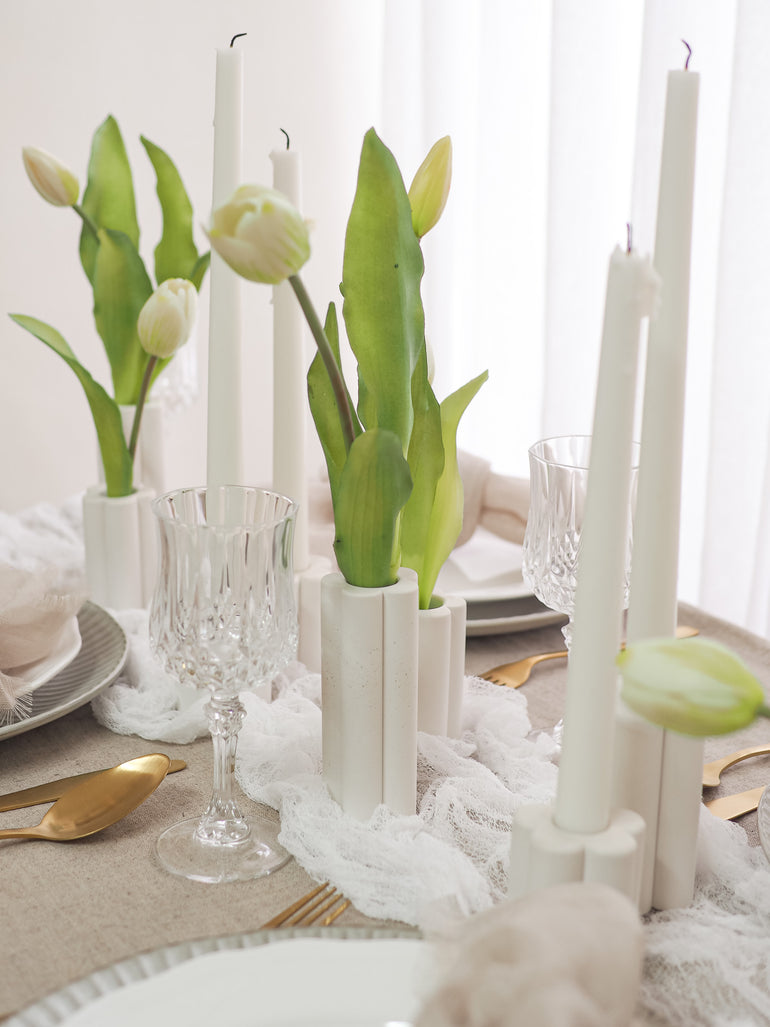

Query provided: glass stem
[198,691,249,844]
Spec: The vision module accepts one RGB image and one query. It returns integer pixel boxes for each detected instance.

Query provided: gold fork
[480,624,699,689]
[260,882,350,929]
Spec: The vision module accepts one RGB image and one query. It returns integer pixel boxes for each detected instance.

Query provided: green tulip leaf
[79,116,140,284]
[407,369,488,609]
[307,302,362,500]
[333,428,413,588]
[399,347,445,605]
[9,314,132,497]
[92,228,154,404]
[618,637,770,737]
[140,136,206,287]
[341,128,425,449]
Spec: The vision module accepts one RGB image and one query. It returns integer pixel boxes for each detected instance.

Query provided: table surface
[2,601,769,1022]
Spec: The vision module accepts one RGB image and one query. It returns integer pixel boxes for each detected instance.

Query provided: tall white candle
[621,63,701,910]
[553,245,659,836]
[207,42,244,497]
[270,141,309,571]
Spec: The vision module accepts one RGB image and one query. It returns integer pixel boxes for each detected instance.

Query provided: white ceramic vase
[417,594,467,738]
[320,568,419,820]
[82,485,157,610]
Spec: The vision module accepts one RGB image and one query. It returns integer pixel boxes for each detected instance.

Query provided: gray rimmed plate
[0,601,127,741]
[5,925,423,1027]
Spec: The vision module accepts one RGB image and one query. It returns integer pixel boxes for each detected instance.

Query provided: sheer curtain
[380,0,769,636]
[2,0,767,636]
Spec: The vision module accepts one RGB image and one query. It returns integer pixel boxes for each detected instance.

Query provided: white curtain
[374,0,768,635]
[2,0,768,635]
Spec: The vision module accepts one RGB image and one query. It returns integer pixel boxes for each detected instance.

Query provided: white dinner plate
[0,602,127,740]
[7,927,426,1027]
[758,785,770,866]
[435,529,566,636]
[5,615,82,693]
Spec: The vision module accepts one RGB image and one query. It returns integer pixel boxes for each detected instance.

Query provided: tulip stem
[128,355,158,462]
[289,274,356,452]
[72,204,100,241]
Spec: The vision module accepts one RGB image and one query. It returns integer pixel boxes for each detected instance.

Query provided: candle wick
[681,39,692,70]
[280,128,290,151]
[230,32,247,47]
[626,223,633,254]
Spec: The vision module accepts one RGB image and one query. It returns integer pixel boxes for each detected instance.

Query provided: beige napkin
[0,564,84,715]
[308,450,529,561]
[416,882,645,1027]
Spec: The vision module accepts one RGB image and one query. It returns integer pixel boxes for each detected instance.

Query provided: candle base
[509,803,646,911]
[295,555,334,673]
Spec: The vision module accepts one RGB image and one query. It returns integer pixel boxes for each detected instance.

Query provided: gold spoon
[480,624,699,689]
[702,744,770,787]
[0,754,171,842]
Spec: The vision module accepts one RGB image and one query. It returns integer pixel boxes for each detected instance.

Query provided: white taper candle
[554,244,659,835]
[270,142,309,570]
[620,62,701,911]
[206,42,244,500]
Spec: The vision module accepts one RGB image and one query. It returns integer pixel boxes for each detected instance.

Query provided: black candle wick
[230,32,247,47]
[280,128,290,151]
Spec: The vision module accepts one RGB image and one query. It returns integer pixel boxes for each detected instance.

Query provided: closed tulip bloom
[408,136,452,238]
[137,278,197,359]
[617,637,767,737]
[207,185,311,284]
[22,146,80,207]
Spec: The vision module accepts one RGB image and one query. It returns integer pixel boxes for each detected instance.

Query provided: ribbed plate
[5,926,422,1027]
[0,602,127,741]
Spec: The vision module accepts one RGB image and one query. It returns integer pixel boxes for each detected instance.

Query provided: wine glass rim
[152,485,298,531]
[528,434,640,470]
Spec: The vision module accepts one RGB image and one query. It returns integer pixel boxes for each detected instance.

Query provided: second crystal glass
[522,435,639,650]
[149,485,298,883]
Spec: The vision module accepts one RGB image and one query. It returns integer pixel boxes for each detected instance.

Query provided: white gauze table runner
[4,498,770,1026]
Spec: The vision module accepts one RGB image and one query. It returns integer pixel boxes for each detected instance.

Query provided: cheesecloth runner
[4,497,770,1026]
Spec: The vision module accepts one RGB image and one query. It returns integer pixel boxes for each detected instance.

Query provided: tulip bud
[617,637,766,737]
[137,278,198,359]
[22,146,80,207]
[206,185,311,284]
[408,136,452,238]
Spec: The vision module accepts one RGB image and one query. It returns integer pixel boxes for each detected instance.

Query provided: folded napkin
[309,450,529,560]
[0,563,84,717]
[415,881,645,1027]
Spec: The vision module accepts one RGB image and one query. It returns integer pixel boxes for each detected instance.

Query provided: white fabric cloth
[415,882,645,1027]
[0,506,86,717]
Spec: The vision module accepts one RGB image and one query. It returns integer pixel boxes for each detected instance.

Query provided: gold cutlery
[261,882,350,929]
[480,624,699,689]
[0,757,187,813]
[704,785,765,820]
[0,754,171,842]
[702,745,770,788]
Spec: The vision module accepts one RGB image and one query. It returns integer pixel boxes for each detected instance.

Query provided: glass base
[156,815,292,883]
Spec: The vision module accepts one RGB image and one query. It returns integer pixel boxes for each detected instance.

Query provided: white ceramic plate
[757,785,770,865]
[5,615,82,692]
[436,529,566,636]
[0,602,127,740]
[6,927,425,1027]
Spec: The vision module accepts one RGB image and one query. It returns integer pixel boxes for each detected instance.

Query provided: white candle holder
[509,803,646,908]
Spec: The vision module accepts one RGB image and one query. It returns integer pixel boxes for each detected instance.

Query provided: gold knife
[704,785,765,820]
[0,758,187,813]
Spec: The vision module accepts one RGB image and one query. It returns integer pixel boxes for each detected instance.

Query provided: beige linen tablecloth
[1,601,769,1021]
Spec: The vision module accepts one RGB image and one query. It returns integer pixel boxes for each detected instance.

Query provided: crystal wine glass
[149,485,298,883]
[522,435,639,651]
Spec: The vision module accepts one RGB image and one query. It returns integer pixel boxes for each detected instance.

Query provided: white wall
[0,0,386,512]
